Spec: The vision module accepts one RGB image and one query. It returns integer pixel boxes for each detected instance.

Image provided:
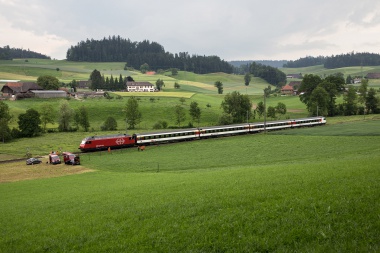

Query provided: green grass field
[1,119,379,252]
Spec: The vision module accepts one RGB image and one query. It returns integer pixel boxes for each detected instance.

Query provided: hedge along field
[0,120,379,252]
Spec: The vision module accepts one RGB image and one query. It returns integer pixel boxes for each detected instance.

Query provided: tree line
[283,52,380,69]
[0,45,51,60]
[298,73,379,116]
[66,36,233,74]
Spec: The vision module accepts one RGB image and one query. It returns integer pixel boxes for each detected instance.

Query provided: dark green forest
[66,36,233,74]
[0,46,50,60]
[283,52,380,69]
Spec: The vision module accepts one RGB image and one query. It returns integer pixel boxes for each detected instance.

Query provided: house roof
[281,84,294,91]
[1,82,42,93]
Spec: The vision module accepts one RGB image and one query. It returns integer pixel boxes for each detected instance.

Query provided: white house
[126,82,155,92]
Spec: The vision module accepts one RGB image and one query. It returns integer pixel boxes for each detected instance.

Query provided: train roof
[83,133,132,140]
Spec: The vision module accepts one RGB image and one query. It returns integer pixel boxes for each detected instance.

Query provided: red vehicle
[79,134,136,151]
[49,154,61,165]
[62,152,80,165]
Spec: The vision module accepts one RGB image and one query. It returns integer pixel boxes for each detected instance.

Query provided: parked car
[26,158,42,165]
[62,152,80,165]
[49,154,61,165]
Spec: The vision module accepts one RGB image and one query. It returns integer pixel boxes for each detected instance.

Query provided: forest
[0,46,51,60]
[66,36,233,74]
[283,52,380,69]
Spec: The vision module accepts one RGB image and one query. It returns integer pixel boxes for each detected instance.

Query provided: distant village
[1,72,380,100]
[0,80,156,100]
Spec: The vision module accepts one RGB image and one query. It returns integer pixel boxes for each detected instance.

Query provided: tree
[90,69,104,90]
[346,75,353,84]
[358,79,368,104]
[189,101,201,126]
[18,109,42,137]
[140,63,149,73]
[214,81,223,94]
[37,75,60,90]
[101,116,118,131]
[0,101,12,142]
[275,102,287,118]
[58,100,73,132]
[299,74,322,107]
[179,97,186,105]
[221,91,252,123]
[171,68,178,76]
[244,73,251,86]
[174,82,180,89]
[67,79,78,92]
[77,105,90,132]
[267,106,276,119]
[174,105,186,127]
[125,97,142,129]
[156,79,165,91]
[343,85,357,115]
[309,86,329,116]
[256,101,265,119]
[40,103,56,131]
[365,88,379,114]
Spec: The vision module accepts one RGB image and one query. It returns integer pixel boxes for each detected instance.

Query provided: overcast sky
[1,0,379,61]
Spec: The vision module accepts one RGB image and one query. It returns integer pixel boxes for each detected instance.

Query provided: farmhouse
[281,84,294,95]
[126,82,155,92]
[1,82,42,97]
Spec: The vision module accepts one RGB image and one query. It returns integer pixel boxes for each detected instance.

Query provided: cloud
[1,0,380,61]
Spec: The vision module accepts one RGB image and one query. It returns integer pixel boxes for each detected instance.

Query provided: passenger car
[26,158,42,165]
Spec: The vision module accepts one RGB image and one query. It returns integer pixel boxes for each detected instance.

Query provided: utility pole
[264,89,267,132]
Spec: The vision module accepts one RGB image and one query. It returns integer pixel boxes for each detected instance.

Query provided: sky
[1,0,380,61]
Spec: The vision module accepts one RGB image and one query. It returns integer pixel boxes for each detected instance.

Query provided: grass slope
[0,120,379,252]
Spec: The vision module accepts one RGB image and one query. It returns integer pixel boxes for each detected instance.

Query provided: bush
[101,117,118,131]
[152,120,168,130]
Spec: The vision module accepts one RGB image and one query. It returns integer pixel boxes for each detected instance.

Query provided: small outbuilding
[281,84,294,95]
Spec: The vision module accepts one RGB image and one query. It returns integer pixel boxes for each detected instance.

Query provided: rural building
[1,82,42,97]
[365,73,380,79]
[286,74,302,79]
[31,90,67,98]
[126,82,155,92]
[281,84,294,95]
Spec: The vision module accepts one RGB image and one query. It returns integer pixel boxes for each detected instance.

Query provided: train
[79,116,326,152]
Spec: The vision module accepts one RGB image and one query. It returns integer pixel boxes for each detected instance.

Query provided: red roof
[1,82,42,93]
[281,84,294,91]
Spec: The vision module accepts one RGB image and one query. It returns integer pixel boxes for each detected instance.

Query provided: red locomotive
[79,134,136,151]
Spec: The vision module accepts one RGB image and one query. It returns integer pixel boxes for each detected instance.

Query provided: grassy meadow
[1,119,380,252]
[1,59,380,251]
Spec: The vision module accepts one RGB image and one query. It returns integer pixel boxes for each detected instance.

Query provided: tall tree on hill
[343,85,358,115]
[221,91,252,123]
[189,101,201,126]
[0,101,13,142]
[58,100,73,132]
[18,109,42,137]
[90,69,104,90]
[244,73,251,86]
[124,97,142,129]
[174,105,186,127]
[365,88,379,114]
[214,81,223,94]
[37,75,60,90]
[40,103,56,131]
